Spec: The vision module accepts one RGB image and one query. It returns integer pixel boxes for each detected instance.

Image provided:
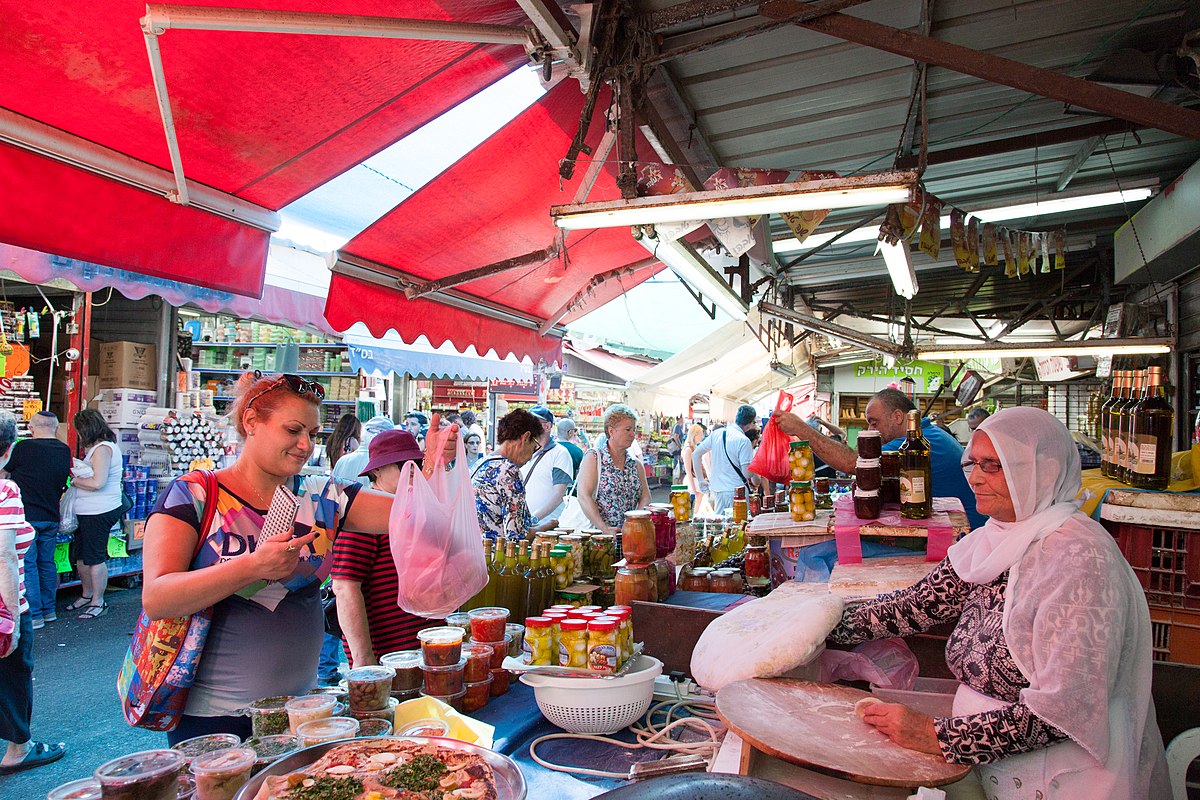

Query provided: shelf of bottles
[1099,365,1175,490]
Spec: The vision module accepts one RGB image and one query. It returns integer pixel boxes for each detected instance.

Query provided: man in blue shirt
[777,388,985,529]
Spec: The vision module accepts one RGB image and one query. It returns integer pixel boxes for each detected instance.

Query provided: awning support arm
[403,245,560,299]
[759,301,904,358]
[537,256,661,335]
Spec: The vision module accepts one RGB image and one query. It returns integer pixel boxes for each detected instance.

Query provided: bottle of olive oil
[1130,366,1173,490]
[1116,370,1144,485]
[1104,371,1130,480]
[495,540,522,619]
[899,410,932,519]
[1098,373,1122,479]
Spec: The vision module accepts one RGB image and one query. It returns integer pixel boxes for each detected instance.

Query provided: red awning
[324,80,664,363]
[0,0,528,290]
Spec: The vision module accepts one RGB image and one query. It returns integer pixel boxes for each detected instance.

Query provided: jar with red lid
[586,617,621,672]
[621,511,656,564]
[522,617,555,666]
[615,564,656,605]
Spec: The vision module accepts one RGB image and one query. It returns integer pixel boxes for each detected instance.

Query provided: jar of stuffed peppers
[789,481,815,522]
[670,485,691,522]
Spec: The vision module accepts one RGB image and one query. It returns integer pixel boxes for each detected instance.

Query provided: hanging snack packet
[950,209,972,270]
[983,223,998,266]
[1003,230,1017,278]
[965,217,980,272]
[918,196,943,259]
[1054,230,1066,269]
[1017,232,1031,276]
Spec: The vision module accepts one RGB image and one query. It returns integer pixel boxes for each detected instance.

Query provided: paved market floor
[4,581,164,798]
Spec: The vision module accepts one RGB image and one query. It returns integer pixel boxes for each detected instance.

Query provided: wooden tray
[716,678,969,788]
[747,511,833,537]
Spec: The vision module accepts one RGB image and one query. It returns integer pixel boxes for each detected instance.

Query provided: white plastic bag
[59,486,79,535]
[389,427,487,618]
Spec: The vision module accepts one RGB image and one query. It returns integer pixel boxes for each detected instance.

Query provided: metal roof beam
[895,118,1143,170]
[771,9,1200,140]
[403,244,559,299]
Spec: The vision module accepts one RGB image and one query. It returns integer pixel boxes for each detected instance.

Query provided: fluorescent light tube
[553,174,915,230]
[638,235,748,321]
[773,188,1154,253]
[918,339,1172,360]
[878,238,918,299]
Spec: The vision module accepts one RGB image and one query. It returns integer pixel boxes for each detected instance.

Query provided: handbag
[557,451,603,531]
[116,470,219,731]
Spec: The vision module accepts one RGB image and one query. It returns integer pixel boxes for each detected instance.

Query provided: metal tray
[233,736,526,800]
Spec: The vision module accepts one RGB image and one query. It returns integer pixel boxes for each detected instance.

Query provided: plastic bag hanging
[749,390,796,486]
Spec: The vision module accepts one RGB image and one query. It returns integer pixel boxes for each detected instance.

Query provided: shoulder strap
[470,454,506,479]
[522,445,553,482]
[721,429,750,487]
[192,470,221,559]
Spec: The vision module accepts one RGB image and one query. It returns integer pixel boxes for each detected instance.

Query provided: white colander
[519,655,663,735]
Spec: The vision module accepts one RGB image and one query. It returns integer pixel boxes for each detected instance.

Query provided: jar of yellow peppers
[789,441,814,482]
[789,481,815,522]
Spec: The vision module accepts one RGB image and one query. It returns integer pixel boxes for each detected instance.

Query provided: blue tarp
[347,342,534,382]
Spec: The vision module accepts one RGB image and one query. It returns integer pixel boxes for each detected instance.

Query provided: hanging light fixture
[877,205,918,299]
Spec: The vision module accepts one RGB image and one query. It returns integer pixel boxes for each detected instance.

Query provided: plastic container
[94,749,184,800]
[244,696,292,738]
[346,665,396,712]
[870,677,960,718]
[621,510,656,564]
[417,626,464,666]
[489,668,512,696]
[189,747,255,800]
[586,617,621,673]
[421,658,466,695]
[350,697,399,723]
[557,618,589,668]
[444,612,471,636]
[857,430,882,459]
[395,718,450,738]
[294,716,360,747]
[379,650,423,691]
[504,623,525,658]
[47,778,102,800]
[467,607,509,643]
[356,718,393,737]
[284,695,337,733]
[170,734,241,765]
[853,488,881,520]
[242,735,298,775]
[521,655,663,735]
[176,774,196,800]
[469,634,511,669]
[461,643,493,684]
[420,688,466,712]
[390,688,421,703]
[462,677,493,712]
[523,617,555,665]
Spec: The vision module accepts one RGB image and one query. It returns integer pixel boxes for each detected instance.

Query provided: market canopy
[342,329,534,382]
[324,80,666,365]
[0,0,530,297]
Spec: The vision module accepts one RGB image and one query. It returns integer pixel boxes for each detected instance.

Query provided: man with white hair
[332,416,395,487]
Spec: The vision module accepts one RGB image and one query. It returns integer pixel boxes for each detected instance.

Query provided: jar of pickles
[615,564,656,605]
[551,547,572,589]
[585,535,616,579]
[789,481,815,522]
[558,619,589,668]
[651,559,670,602]
[670,485,691,522]
[621,510,656,564]
[789,440,814,482]
[744,536,769,581]
[813,477,833,509]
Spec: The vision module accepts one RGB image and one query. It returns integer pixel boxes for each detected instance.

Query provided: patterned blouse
[829,559,1068,765]
[590,446,643,549]
[471,456,533,542]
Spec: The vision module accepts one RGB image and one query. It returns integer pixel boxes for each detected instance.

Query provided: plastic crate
[1110,523,1200,610]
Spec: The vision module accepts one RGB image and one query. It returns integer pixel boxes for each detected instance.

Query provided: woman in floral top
[576,404,651,557]
[471,409,543,541]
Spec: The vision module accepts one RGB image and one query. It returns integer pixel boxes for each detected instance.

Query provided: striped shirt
[330,529,441,665]
[0,480,36,614]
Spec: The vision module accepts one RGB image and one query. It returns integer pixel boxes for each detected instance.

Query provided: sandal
[77,602,107,620]
[65,595,92,612]
[0,741,66,775]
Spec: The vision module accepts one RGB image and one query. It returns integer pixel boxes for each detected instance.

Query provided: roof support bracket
[403,244,561,299]
[538,256,663,335]
[759,301,903,358]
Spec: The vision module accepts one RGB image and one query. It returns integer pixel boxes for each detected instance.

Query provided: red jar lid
[587,617,619,633]
[603,608,631,621]
[560,619,588,632]
[577,606,603,613]
[606,605,632,613]
[525,616,553,629]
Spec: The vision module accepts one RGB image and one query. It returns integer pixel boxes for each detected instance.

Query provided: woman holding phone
[141,371,458,743]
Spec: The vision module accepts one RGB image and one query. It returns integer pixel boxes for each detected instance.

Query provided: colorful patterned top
[0,480,35,614]
[150,471,360,717]
[590,446,643,546]
[471,456,532,542]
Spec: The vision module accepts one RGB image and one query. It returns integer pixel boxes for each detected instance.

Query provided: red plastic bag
[390,421,488,618]
[749,391,795,485]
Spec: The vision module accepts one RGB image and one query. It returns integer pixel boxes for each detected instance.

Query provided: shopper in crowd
[829,408,1168,798]
[576,404,651,547]
[404,412,428,448]
[142,371,459,744]
[323,413,361,471]
[680,423,707,506]
[332,416,394,487]
[471,409,543,541]
[556,418,585,476]
[0,411,65,775]
[966,407,990,431]
[67,409,124,620]
[4,411,70,629]
[460,409,485,445]
[776,388,984,528]
[332,431,435,666]
[668,416,685,479]
[464,432,486,474]
[692,405,763,515]
[520,406,575,528]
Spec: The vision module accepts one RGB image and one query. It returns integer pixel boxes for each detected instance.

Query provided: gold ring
[285,544,297,552]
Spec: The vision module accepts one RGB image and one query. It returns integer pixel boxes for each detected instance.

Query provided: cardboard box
[98,341,157,391]
[111,424,142,450]
[97,388,158,426]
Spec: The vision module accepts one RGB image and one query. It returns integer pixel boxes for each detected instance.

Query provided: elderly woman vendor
[829,407,1168,798]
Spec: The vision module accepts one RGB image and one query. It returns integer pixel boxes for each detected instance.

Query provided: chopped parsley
[379,754,448,792]
[287,775,363,800]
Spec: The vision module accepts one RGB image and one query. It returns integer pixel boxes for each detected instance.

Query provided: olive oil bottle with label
[1130,366,1173,490]
[899,410,932,519]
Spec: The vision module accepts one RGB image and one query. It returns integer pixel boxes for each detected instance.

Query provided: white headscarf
[947,407,1082,583]
[948,407,1168,796]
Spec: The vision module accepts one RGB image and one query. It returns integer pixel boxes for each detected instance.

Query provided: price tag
[22,398,42,420]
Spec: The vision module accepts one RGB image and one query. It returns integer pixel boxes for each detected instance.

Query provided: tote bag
[116,470,219,731]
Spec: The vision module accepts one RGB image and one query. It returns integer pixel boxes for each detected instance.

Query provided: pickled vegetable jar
[615,564,656,605]
[744,537,769,580]
[551,547,572,590]
[789,440,814,482]
[558,619,589,668]
[586,617,621,673]
[586,535,616,579]
[813,477,833,510]
[651,559,670,602]
[523,616,555,666]
[789,481,815,522]
[679,566,711,592]
[670,485,691,522]
[621,510,656,564]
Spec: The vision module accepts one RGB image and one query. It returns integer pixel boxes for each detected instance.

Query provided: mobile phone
[259,485,300,543]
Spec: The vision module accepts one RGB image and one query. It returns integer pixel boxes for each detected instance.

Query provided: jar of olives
[789,481,815,522]
[789,441,814,482]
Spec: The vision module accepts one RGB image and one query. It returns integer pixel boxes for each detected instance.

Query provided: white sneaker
[31,618,44,630]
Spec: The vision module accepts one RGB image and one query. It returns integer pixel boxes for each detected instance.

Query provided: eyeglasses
[961,458,1003,474]
[246,371,326,407]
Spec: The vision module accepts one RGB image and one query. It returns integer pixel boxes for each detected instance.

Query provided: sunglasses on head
[247,371,326,407]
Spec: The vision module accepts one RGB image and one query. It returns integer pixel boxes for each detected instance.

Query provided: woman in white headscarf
[828,407,1168,799]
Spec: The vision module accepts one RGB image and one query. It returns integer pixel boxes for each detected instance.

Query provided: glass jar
[853,488,882,520]
[857,429,882,459]
[562,534,587,579]
[789,440,814,482]
[523,617,555,666]
[670,485,691,522]
[679,566,711,592]
[586,535,616,579]
[651,559,670,602]
[855,458,882,491]
[621,511,656,564]
[648,504,674,558]
[744,537,769,580]
[550,547,572,589]
[586,617,621,673]
[558,619,589,668]
[708,568,742,594]
[789,481,815,522]
[731,486,748,523]
[813,477,833,509]
[594,578,616,609]
[615,564,656,605]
